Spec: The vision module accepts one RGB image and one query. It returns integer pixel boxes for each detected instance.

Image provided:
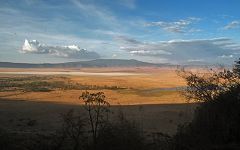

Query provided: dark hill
[0,59,168,68]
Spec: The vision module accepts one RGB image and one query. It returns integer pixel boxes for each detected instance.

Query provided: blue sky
[0,0,240,64]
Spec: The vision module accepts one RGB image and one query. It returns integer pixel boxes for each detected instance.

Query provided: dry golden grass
[0,90,185,105]
[0,67,186,105]
[70,70,185,89]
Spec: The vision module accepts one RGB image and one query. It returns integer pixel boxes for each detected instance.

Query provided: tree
[177,66,240,102]
[173,85,240,150]
[79,91,110,149]
[173,59,240,149]
[233,58,240,76]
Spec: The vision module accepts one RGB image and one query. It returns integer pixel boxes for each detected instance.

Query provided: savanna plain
[0,67,196,135]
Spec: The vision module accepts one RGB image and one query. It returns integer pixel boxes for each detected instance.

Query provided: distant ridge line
[0,59,172,68]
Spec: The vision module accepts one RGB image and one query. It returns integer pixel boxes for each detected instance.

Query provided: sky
[0,0,240,65]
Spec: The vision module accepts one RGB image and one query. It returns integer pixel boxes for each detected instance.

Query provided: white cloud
[129,50,171,56]
[21,39,100,59]
[145,17,201,33]
[224,21,240,30]
[219,54,234,58]
[112,54,117,58]
[187,59,204,62]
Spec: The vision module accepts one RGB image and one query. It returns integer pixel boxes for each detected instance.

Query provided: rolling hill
[0,59,168,68]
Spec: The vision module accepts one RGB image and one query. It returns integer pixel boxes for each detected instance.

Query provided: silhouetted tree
[233,58,240,76]
[79,91,110,149]
[173,85,240,150]
[173,59,240,149]
[177,65,240,102]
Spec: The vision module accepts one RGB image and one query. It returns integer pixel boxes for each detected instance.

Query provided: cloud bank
[118,36,240,64]
[21,39,100,59]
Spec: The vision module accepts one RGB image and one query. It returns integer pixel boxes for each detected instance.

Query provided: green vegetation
[0,76,127,92]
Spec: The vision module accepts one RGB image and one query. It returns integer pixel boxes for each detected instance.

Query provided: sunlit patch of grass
[0,68,187,104]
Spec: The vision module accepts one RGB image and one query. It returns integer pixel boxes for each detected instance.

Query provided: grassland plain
[0,67,186,105]
[0,67,195,135]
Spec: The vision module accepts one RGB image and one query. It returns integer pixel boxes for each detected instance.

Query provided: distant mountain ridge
[0,59,169,68]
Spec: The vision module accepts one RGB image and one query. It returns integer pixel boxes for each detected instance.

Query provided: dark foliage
[173,85,240,150]
[173,59,240,150]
